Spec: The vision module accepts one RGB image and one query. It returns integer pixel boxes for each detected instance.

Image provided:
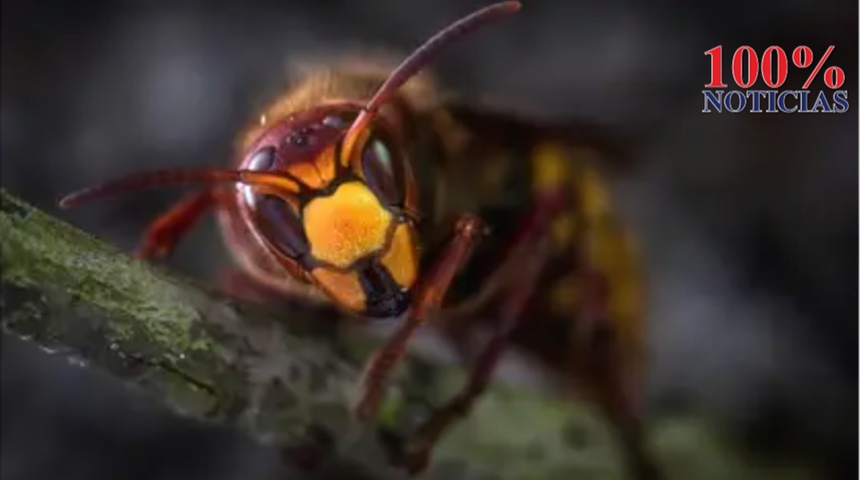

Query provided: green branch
[0,189,632,480]
[0,189,818,480]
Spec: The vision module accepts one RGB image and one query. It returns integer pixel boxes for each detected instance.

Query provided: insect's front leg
[353,213,485,421]
[395,190,567,473]
[135,188,225,259]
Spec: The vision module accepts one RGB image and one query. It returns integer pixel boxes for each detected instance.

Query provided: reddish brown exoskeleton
[60,2,660,478]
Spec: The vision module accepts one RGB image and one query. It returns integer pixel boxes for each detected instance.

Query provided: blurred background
[1,0,857,479]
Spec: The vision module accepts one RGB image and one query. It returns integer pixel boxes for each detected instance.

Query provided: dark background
[1,0,858,479]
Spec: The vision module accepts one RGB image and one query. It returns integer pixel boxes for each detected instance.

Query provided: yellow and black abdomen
[527,141,645,369]
[427,126,645,378]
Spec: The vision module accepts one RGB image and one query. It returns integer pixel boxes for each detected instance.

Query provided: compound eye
[255,194,309,259]
[248,146,276,171]
[242,146,277,208]
[361,138,404,207]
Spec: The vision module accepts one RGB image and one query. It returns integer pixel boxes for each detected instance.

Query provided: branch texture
[0,189,808,480]
[0,189,637,480]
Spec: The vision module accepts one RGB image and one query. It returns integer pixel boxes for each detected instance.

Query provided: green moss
[0,189,828,480]
[0,191,217,365]
[0,190,248,419]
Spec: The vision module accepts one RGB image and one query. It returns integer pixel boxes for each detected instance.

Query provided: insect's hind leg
[134,189,222,260]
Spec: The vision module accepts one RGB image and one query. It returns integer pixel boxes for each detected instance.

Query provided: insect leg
[352,213,485,421]
[395,191,565,473]
[401,233,552,474]
[134,189,220,260]
[560,191,660,480]
[574,278,662,480]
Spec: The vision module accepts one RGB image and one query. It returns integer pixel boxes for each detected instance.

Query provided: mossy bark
[0,189,636,480]
[1,189,816,480]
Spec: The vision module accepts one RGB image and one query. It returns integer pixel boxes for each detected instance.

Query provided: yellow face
[304,182,393,270]
[303,181,418,317]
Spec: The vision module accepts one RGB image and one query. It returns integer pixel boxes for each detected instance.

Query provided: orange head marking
[57,2,521,319]
[303,182,392,269]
